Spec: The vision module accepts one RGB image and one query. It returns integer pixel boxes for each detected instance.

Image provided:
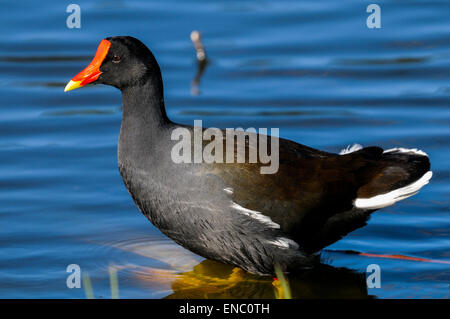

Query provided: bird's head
[64,36,160,92]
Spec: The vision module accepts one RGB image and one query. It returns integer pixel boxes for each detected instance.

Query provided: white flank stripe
[231,203,280,229]
[354,171,433,209]
[340,143,363,155]
[268,237,299,249]
[224,188,233,195]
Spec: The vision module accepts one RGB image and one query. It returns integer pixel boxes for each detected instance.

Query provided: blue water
[0,0,448,298]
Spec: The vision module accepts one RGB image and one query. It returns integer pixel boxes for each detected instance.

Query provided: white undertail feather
[383,147,428,156]
[354,171,432,209]
[340,143,363,155]
[340,145,428,157]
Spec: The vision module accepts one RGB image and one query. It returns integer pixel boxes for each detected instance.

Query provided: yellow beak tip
[64,80,82,92]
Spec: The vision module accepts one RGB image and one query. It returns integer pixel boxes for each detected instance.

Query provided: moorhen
[65,36,432,275]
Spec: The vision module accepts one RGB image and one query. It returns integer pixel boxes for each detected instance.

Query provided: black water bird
[65,36,432,275]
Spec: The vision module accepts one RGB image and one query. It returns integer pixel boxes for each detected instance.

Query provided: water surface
[0,0,449,298]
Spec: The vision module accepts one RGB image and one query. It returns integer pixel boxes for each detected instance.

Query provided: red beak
[64,39,111,92]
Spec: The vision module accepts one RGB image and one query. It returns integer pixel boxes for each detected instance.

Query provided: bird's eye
[112,55,121,63]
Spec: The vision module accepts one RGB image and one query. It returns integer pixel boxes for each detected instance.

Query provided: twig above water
[190,30,209,96]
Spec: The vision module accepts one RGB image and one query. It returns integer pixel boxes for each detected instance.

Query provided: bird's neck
[121,76,170,127]
[118,77,172,167]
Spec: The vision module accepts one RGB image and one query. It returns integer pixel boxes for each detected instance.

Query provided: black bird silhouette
[65,36,432,275]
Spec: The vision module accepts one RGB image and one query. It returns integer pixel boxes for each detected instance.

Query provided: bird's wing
[199,131,429,253]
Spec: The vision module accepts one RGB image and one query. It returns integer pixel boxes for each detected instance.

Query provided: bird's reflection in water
[104,237,372,298]
[167,260,372,299]
[132,259,372,299]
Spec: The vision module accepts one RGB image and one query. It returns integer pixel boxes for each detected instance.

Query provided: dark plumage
[65,36,432,275]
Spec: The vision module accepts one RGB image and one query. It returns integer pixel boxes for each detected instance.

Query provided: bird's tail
[354,148,432,209]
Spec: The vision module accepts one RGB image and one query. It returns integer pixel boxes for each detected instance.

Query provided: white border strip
[354,171,432,209]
